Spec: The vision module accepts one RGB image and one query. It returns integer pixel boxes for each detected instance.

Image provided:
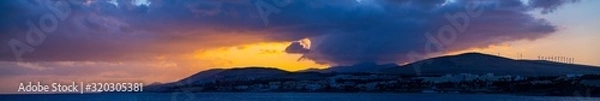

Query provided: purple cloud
[0,0,577,66]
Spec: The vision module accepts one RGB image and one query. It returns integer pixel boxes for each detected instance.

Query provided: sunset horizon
[1,0,600,100]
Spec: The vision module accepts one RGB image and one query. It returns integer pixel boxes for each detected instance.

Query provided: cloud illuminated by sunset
[0,0,599,94]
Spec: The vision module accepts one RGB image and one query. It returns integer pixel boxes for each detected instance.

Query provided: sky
[0,0,599,94]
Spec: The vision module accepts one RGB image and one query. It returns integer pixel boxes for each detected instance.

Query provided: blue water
[1,93,598,101]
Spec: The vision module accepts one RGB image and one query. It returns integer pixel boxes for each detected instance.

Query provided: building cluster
[420,73,526,83]
[193,73,600,94]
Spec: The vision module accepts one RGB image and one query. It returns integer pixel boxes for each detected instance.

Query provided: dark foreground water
[1,93,599,101]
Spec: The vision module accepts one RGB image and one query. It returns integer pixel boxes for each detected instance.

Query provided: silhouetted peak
[456,52,498,57]
[351,62,378,67]
[227,67,288,72]
[442,52,511,60]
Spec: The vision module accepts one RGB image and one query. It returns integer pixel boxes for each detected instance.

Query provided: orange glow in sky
[192,41,328,71]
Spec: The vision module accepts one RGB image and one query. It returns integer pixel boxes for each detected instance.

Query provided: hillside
[380,52,600,76]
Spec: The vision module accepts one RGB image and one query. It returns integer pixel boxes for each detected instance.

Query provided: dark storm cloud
[274,0,577,65]
[0,0,577,65]
[528,0,580,14]
[284,41,309,54]
[0,0,266,61]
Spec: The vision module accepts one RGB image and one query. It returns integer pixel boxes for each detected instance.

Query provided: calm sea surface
[1,93,599,101]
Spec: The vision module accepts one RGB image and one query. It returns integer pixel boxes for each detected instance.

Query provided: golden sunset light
[1,0,600,100]
[192,41,328,71]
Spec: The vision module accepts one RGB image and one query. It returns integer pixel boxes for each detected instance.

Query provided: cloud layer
[280,0,577,65]
[0,0,577,65]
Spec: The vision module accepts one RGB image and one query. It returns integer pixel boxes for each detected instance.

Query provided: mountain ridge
[163,52,600,86]
[380,52,600,76]
[145,52,600,94]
